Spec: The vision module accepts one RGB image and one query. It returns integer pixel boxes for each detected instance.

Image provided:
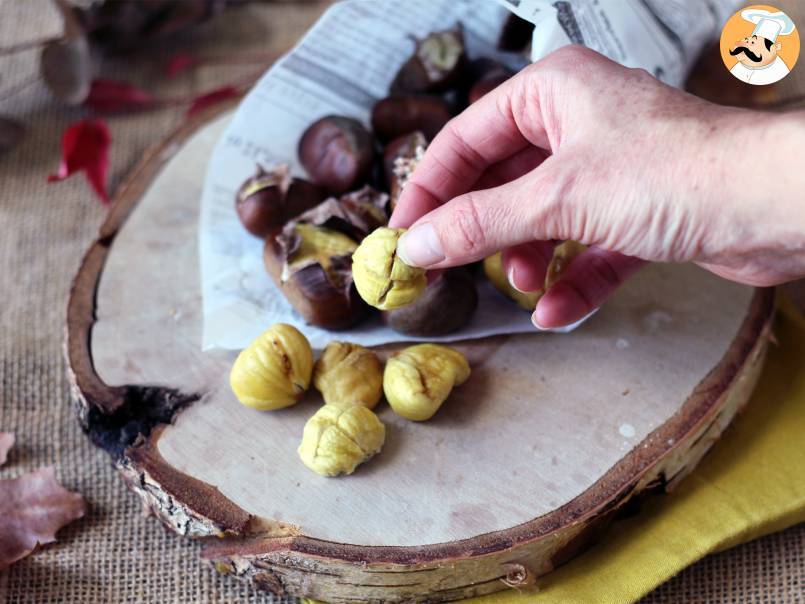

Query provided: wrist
[702,109,805,282]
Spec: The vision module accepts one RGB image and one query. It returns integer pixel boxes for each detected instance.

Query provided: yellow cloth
[471,299,805,604]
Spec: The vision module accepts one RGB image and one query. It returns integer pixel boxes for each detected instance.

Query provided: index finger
[389,69,541,228]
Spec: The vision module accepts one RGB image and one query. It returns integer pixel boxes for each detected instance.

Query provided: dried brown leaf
[0,117,26,157]
[40,35,91,105]
[0,432,14,466]
[0,467,86,570]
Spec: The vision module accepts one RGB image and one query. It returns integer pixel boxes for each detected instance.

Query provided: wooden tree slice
[67,101,775,602]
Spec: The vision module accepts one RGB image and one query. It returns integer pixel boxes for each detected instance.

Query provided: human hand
[390,46,805,328]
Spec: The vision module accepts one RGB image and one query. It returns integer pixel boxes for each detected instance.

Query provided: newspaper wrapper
[199,0,736,351]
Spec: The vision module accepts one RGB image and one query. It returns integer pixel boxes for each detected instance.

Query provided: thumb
[397,154,577,269]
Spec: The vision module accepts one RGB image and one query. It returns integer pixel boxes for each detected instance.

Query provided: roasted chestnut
[264,223,368,330]
[285,178,328,220]
[293,186,389,242]
[235,164,326,238]
[235,164,291,237]
[262,188,392,329]
[469,72,511,104]
[298,115,374,194]
[383,269,478,336]
[384,132,426,211]
[390,26,467,95]
[383,131,427,186]
[371,95,452,143]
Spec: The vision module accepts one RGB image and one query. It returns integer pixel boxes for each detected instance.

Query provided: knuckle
[443,120,488,173]
[558,279,596,314]
[540,45,597,73]
[585,252,624,289]
[447,193,487,259]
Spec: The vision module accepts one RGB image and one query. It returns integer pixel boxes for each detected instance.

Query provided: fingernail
[397,223,445,268]
[507,264,528,294]
[531,312,549,331]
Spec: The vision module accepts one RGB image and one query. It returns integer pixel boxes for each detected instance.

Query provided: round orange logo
[720,4,799,85]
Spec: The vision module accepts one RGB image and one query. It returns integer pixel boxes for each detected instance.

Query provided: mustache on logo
[730,45,763,62]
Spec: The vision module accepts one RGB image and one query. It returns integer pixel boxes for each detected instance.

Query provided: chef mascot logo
[721,5,799,85]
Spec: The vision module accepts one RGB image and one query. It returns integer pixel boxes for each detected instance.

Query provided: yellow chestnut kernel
[313,342,383,409]
[229,323,313,410]
[546,240,586,287]
[383,343,470,421]
[483,242,586,310]
[483,252,540,311]
[351,227,426,310]
[283,223,358,282]
[298,404,386,476]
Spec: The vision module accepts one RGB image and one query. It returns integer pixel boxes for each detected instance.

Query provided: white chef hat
[741,8,796,43]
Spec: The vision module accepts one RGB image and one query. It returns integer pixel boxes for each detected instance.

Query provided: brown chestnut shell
[389,26,467,95]
[383,131,427,186]
[235,165,291,237]
[371,95,452,143]
[263,233,368,330]
[285,178,328,220]
[293,186,389,241]
[383,269,478,336]
[298,115,375,194]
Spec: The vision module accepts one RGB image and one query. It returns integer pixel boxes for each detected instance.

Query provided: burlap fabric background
[0,1,802,602]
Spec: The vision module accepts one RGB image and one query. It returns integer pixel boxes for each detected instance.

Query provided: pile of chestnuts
[234,22,574,337]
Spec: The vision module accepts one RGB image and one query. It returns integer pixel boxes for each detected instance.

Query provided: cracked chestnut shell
[372,95,452,143]
[235,164,289,237]
[383,131,426,186]
[235,164,326,237]
[264,223,367,330]
[389,26,467,95]
[383,269,477,337]
[383,131,427,210]
[298,115,374,194]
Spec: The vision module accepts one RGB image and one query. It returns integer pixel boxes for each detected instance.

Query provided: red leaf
[0,467,86,570]
[186,85,240,119]
[48,119,111,204]
[0,432,13,466]
[84,79,156,114]
[165,52,198,78]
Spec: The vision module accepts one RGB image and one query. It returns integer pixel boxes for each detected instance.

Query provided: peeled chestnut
[383,269,478,336]
[235,165,326,238]
[390,26,467,95]
[372,96,451,143]
[298,116,374,194]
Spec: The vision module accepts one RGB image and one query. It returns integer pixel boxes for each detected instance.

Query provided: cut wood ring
[66,99,775,602]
